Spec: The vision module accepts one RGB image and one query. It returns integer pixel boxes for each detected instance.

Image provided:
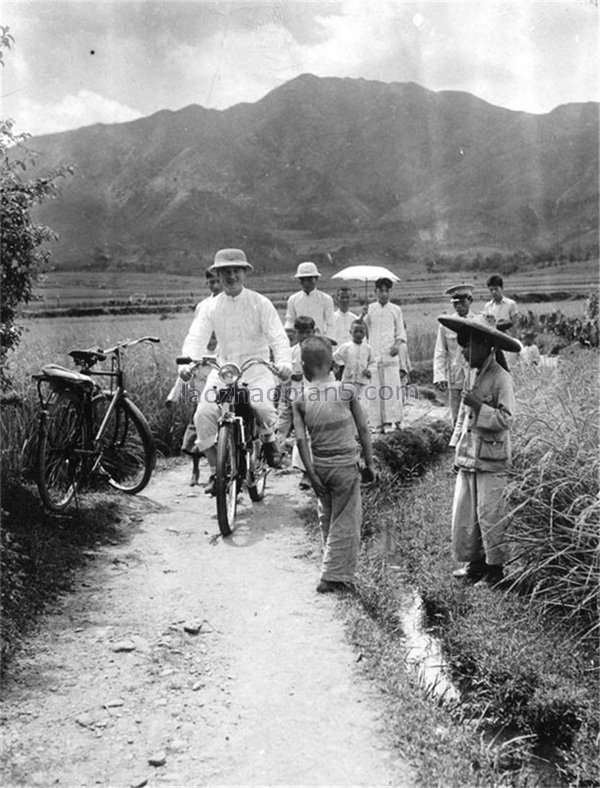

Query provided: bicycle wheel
[215,422,239,537]
[37,389,87,512]
[247,439,268,502]
[92,395,155,494]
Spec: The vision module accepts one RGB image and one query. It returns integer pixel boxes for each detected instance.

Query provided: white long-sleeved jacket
[365,301,407,365]
[284,289,335,336]
[182,287,291,370]
[433,310,475,388]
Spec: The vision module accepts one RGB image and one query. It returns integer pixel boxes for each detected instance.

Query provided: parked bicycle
[177,355,283,537]
[33,336,160,512]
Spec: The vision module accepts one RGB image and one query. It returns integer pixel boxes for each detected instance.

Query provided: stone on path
[148,750,167,767]
[112,639,136,652]
[183,621,203,635]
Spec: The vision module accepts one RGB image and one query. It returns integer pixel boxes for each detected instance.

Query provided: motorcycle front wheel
[215,422,239,536]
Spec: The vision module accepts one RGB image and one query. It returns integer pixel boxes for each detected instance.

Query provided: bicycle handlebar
[103,336,160,354]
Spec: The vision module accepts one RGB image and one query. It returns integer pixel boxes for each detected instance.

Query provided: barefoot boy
[333,318,377,403]
[293,336,376,593]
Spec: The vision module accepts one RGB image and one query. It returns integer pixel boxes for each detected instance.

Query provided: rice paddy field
[8,294,589,390]
[27,258,598,313]
[1,293,590,471]
[11,293,591,366]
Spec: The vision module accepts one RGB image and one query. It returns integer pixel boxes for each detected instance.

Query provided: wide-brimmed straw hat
[437,312,523,353]
[209,248,254,272]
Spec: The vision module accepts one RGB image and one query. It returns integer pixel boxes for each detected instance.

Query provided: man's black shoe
[452,562,487,583]
[474,564,505,589]
[263,441,282,469]
[204,474,216,496]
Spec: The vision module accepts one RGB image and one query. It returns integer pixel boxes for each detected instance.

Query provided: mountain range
[28,74,599,274]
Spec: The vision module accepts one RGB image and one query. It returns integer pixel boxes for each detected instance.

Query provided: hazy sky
[1,1,598,137]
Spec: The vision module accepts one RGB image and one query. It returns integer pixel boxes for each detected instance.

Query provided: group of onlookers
[281,260,410,433]
[173,248,529,594]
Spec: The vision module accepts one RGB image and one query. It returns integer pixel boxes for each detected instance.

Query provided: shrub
[372,419,452,478]
[515,293,600,348]
[1,103,72,391]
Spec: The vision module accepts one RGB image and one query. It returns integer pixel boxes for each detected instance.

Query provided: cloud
[170,22,309,110]
[10,90,142,136]
[1,0,597,135]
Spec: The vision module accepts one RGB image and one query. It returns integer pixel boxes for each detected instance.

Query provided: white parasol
[332,265,401,302]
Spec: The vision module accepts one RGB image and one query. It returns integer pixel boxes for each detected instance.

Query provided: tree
[0,27,72,390]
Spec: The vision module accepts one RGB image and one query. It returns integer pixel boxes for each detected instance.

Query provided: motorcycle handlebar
[176,356,284,378]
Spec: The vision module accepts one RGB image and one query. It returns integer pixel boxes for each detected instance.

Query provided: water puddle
[393,581,562,783]
[394,583,459,703]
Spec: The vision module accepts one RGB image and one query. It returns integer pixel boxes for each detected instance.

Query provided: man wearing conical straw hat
[437,312,522,588]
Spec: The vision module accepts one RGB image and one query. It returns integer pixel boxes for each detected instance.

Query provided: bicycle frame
[36,336,156,456]
[33,336,159,511]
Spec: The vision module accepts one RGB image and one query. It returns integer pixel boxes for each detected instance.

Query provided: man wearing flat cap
[433,283,476,424]
[284,262,335,337]
[180,249,292,489]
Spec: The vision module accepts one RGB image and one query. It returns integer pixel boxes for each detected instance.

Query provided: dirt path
[0,458,417,787]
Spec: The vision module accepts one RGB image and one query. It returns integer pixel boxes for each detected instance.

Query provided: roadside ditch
[302,414,597,787]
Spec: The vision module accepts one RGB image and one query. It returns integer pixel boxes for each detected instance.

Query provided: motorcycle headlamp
[219,363,241,385]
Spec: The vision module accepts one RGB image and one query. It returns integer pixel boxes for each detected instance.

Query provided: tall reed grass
[506,352,600,645]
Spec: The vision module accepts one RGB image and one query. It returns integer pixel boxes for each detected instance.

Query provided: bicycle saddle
[36,364,94,388]
[68,347,107,365]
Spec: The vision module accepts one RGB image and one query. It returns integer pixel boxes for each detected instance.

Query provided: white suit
[181,288,291,452]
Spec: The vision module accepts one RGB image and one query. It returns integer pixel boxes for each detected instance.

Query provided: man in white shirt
[364,277,407,432]
[180,248,292,491]
[331,286,358,346]
[484,274,518,332]
[485,274,519,368]
[434,283,476,424]
[284,262,335,337]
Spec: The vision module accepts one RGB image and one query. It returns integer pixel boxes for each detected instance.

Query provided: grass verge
[302,402,599,786]
[0,476,140,675]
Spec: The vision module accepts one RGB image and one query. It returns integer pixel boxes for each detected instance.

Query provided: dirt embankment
[0,463,415,787]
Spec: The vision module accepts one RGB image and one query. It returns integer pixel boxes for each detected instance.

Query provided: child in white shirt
[518,332,541,366]
[333,319,377,403]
